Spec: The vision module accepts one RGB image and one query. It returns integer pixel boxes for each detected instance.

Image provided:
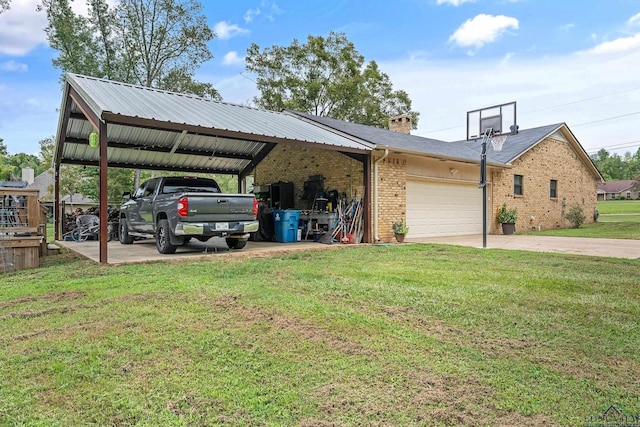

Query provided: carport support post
[99,121,108,264]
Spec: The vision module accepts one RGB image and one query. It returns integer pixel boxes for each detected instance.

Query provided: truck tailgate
[182,193,256,222]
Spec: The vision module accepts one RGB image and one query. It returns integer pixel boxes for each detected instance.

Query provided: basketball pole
[479,128,493,248]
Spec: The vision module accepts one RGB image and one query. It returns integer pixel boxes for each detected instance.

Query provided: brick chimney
[21,167,34,185]
[389,114,412,134]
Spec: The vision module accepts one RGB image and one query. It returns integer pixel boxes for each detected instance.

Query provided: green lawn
[520,221,640,239]
[1,245,639,426]
[597,200,640,214]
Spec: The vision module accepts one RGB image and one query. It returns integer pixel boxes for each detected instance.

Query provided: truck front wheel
[156,219,177,254]
[119,220,134,244]
[226,237,248,250]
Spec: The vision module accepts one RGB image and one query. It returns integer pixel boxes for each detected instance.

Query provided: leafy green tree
[40,0,219,98]
[55,165,84,202]
[0,137,7,155]
[0,0,9,13]
[590,148,640,181]
[40,0,220,194]
[245,31,418,128]
[39,136,56,168]
[1,153,43,180]
[78,167,135,205]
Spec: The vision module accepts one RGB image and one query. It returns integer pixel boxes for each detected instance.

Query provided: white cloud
[23,97,40,109]
[244,8,260,23]
[449,14,519,53]
[263,1,283,22]
[436,0,475,5]
[223,51,244,66]
[0,60,28,72]
[0,0,48,55]
[628,13,640,26]
[559,23,575,32]
[586,33,640,55]
[0,0,120,56]
[213,21,249,40]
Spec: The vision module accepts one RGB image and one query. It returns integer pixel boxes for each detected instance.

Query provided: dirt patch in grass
[308,370,554,426]
[0,290,86,310]
[210,294,375,358]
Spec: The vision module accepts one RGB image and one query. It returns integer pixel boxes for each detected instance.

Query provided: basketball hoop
[491,134,507,152]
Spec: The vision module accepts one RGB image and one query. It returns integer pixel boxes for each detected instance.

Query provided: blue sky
[1,0,640,157]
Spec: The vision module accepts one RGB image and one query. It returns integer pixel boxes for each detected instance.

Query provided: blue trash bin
[273,209,301,243]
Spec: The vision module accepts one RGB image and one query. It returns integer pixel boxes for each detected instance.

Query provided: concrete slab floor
[56,237,346,265]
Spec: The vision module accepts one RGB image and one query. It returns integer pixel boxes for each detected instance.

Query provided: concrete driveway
[56,234,639,265]
[408,234,640,259]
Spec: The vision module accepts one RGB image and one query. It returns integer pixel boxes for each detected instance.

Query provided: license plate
[215,222,229,230]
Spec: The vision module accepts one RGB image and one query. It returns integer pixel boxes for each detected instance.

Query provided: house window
[514,175,523,196]
[550,180,557,198]
[627,191,631,200]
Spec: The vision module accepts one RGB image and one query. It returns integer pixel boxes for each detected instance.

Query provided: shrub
[392,219,409,235]
[496,204,517,224]
[565,205,586,228]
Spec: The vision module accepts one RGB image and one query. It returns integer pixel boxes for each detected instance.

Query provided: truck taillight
[177,197,188,217]
[253,197,258,217]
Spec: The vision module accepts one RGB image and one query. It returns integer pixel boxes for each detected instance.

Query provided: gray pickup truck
[119,176,258,254]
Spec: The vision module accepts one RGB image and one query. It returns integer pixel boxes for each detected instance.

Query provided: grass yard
[1,245,639,426]
[520,200,640,239]
[520,221,640,239]
[597,200,640,214]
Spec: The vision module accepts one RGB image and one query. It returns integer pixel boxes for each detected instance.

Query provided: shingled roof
[284,110,502,165]
[598,180,638,193]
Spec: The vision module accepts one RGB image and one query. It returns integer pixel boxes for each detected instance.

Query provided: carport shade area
[53,73,374,263]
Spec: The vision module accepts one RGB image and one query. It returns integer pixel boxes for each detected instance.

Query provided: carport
[53,74,374,264]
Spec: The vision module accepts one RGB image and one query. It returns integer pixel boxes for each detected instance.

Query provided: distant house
[597,180,639,201]
[27,169,96,213]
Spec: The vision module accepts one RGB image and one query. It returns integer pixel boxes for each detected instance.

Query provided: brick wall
[490,136,598,233]
[373,156,406,242]
[254,144,364,209]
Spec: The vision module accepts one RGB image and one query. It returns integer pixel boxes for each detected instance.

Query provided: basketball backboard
[466,101,517,140]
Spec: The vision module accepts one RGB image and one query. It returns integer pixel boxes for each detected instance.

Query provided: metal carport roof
[55,74,374,175]
[53,73,375,263]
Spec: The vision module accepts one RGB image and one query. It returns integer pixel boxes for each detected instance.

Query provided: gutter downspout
[373,149,389,241]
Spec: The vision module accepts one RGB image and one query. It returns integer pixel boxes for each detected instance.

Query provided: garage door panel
[406,180,483,237]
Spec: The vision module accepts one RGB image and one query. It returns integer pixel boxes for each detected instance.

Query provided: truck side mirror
[122,191,132,200]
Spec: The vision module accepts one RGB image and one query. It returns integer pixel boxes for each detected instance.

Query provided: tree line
[590,148,640,182]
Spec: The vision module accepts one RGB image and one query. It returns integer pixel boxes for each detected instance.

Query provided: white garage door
[406,179,484,237]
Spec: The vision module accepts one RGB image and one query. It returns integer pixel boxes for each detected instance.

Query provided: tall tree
[40,0,219,98]
[0,0,9,14]
[245,31,419,128]
[40,0,220,191]
[0,137,7,156]
[590,148,640,181]
[39,136,56,168]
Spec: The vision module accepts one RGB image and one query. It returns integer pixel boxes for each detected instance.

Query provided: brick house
[256,111,603,242]
[54,75,603,250]
[597,180,640,200]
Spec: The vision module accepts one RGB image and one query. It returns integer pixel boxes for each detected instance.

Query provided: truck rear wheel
[226,237,248,250]
[156,219,177,254]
